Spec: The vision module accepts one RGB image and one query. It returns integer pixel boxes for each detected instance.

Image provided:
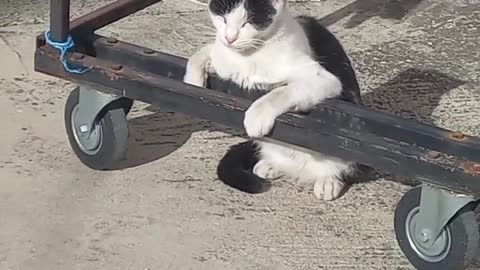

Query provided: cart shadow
[112,110,203,170]
[320,0,424,28]
[346,68,465,188]
[112,108,239,170]
[362,68,465,125]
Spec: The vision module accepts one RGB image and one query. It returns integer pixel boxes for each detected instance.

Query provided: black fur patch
[296,16,363,105]
[209,0,243,16]
[216,141,271,194]
[244,0,277,29]
[209,0,277,30]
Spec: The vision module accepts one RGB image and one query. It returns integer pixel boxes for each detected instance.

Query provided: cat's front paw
[183,70,206,88]
[244,101,277,138]
[313,177,345,201]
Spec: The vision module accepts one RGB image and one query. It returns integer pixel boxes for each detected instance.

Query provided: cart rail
[35,34,480,195]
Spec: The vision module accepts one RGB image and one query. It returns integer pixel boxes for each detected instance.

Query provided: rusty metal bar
[34,47,480,195]
[70,0,162,35]
[88,35,480,161]
[49,0,70,42]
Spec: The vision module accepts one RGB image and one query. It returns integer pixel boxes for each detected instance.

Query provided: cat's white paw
[205,59,215,74]
[244,101,277,138]
[313,177,345,201]
[183,70,206,87]
[253,160,283,179]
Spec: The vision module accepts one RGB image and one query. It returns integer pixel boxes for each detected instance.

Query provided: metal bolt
[426,151,441,160]
[79,125,89,133]
[106,37,118,44]
[450,131,465,140]
[418,230,431,243]
[110,64,123,71]
[473,164,480,172]
[143,48,155,55]
[463,162,480,175]
[470,163,480,173]
[72,53,85,60]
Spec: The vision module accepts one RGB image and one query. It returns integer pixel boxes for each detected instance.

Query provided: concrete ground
[0,0,479,269]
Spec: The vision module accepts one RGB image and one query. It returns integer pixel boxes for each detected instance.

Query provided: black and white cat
[183,0,362,200]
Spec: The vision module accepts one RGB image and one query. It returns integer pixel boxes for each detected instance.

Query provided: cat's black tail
[216,141,271,193]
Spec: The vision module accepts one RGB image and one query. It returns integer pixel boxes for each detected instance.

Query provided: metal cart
[34,0,480,269]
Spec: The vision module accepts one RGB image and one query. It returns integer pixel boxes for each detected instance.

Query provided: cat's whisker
[234,41,250,46]
[249,40,266,47]
[243,38,264,43]
[233,42,261,49]
[234,39,264,48]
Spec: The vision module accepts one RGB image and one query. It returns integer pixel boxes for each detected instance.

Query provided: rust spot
[426,151,441,160]
[143,48,155,55]
[463,162,480,176]
[71,53,85,60]
[449,131,465,140]
[99,68,120,81]
[106,37,118,44]
[110,64,123,71]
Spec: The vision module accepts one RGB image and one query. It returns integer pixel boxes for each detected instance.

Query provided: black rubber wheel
[118,97,134,114]
[394,186,480,270]
[64,87,129,170]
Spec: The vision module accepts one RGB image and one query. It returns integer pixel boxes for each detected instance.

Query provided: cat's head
[208,0,287,51]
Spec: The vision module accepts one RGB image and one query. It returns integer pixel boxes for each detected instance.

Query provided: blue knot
[44,30,90,74]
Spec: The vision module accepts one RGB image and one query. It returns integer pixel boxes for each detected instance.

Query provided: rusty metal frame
[35,0,480,195]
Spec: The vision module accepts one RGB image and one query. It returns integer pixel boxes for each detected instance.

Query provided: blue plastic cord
[44,30,90,74]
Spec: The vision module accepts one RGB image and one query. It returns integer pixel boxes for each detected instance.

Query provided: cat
[183,0,362,200]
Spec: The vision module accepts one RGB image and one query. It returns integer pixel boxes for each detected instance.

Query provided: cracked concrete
[0,0,479,269]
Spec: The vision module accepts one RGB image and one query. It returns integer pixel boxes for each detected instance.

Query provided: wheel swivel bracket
[415,184,477,248]
[75,84,122,148]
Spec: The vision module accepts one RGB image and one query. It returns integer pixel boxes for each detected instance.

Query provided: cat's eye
[241,22,250,28]
[221,16,226,23]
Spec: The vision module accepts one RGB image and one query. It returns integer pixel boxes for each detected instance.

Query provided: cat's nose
[225,34,238,45]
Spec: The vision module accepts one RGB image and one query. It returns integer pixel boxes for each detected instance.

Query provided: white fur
[253,159,284,180]
[183,0,355,200]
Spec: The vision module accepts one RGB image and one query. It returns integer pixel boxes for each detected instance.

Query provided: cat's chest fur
[209,35,311,91]
[209,46,280,90]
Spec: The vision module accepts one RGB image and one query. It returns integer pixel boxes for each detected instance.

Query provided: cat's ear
[271,0,288,9]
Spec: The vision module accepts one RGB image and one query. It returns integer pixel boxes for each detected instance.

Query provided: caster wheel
[394,186,479,270]
[64,87,129,170]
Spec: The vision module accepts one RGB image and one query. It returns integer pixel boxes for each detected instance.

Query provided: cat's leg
[258,140,354,200]
[244,60,341,137]
[295,156,354,201]
[253,160,284,180]
[183,44,213,87]
[252,140,285,180]
[308,158,355,201]
[313,177,345,201]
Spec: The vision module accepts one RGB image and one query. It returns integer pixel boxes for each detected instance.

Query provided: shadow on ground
[321,0,425,27]
[349,68,465,187]
[112,107,238,170]
[362,68,465,124]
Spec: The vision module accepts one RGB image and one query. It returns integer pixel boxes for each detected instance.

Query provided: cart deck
[34,0,480,269]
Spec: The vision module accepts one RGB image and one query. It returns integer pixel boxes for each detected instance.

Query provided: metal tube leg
[49,0,70,42]
[415,184,476,248]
